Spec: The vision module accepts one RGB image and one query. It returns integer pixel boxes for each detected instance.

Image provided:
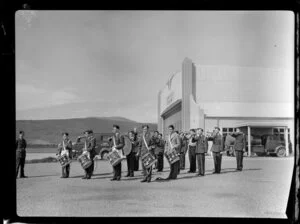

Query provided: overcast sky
[15,11,294,123]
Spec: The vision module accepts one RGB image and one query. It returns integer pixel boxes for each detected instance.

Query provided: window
[272,128,289,141]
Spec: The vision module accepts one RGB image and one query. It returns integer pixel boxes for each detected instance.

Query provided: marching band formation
[16,125,246,182]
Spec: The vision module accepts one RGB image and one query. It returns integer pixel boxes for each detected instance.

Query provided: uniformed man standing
[166,125,181,180]
[133,127,140,171]
[77,130,96,179]
[137,125,155,183]
[57,132,72,178]
[126,131,138,177]
[179,132,188,170]
[156,133,165,172]
[187,129,197,173]
[207,127,224,174]
[110,125,124,181]
[192,128,208,176]
[230,128,246,171]
[16,131,27,178]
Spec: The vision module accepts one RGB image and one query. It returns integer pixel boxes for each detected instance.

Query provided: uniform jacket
[231,132,246,151]
[110,133,125,151]
[57,139,73,158]
[138,132,154,157]
[192,134,208,154]
[16,138,27,157]
[84,136,97,159]
[165,132,181,153]
[207,132,224,153]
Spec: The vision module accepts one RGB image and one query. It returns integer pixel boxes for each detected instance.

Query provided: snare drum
[78,154,93,169]
[107,150,124,167]
[165,149,180,164]
[141,152,157,169]
[57,154,72,167]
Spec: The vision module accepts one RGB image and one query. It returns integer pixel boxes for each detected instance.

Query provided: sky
[15,11,294,123]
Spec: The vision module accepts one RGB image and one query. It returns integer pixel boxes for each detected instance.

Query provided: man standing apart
[207,127,224,174]
[192,128,208,176]
[156,133,165,172]
[16,131,27,178]
[230,128,246,171]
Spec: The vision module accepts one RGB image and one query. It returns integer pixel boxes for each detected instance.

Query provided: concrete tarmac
[17,155,294,218]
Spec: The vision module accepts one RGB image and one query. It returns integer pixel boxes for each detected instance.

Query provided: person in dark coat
[126,131,139,177]
[192,128,208,176]
[179,132,188,170]
[57,132,72,178]
[155,133,165,172]
[16,131,27,178]
[109,125,125,181]
[230,128,246,171]
[187,129,197,173]
[207,127,224,174]
[133,127,140,171]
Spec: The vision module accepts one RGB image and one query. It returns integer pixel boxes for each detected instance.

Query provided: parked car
[226,134,292,157]
[72,133,113,160]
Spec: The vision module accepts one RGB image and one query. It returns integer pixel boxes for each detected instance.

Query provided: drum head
[123,135,132,156]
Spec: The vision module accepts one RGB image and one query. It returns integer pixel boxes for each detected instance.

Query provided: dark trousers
[180,152,186,169]
[141,161,153,181]
[126,151,135,176]
[188,146,196,172]
[16,153,26,178]
[212,152,222,173]
[156,153,164,171]
[235,150,244,170]
[134,154,139,171]
[62,164,70,177]
[168,160,180,179]
[196,153,205,175]
[84,161,94,178]
[113,162,122,179]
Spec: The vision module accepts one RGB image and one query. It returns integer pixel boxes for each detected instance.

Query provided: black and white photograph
[14,10,295,218]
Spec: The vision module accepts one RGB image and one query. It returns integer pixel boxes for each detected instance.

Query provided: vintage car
[72,133,113,160]
[225,134,292,157]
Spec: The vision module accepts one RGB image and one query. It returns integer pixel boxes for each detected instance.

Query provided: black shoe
[86,176,91,179]
[125,174,130,177]
[187,171,195,173]
[111,178,117,181]
[82,177,87,179]
[212,171,217,174]
[130,174,134,177]
[197,174,205,176]
[147,178,151,183]
[116,177,121,181]
[20,176,28,178]
[140,179,147,183]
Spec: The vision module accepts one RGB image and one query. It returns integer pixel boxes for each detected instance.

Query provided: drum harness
[142,134,153,175]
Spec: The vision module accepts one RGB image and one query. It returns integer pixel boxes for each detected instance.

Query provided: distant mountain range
[16,117,157,145]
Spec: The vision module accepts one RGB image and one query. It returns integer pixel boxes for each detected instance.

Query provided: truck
[225,134,292,157]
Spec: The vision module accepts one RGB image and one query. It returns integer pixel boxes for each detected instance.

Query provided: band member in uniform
[133,127,140,171]
[166,125,181,179]
[156,133,165,172]
[179,132,188,170]
[109,125,124,181]
[230,128,246,171]
[57,132,72,178]
[16,131,27,178]
[126,131,138,177]
[207,127,224,174]
[187,129,197,173]
[137,125,155,183]
[77,130,96,179]
[151,131,160,169]
[192,128,208,176]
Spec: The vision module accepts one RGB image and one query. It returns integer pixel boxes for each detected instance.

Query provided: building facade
[157,58,294,155]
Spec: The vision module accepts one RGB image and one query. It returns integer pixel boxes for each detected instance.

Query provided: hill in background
[16,117,157,145]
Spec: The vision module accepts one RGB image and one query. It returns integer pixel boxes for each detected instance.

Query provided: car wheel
[101,151,109,160]
[276,147,286,157]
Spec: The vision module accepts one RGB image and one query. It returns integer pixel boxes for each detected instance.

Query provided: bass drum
[123,135,132,156]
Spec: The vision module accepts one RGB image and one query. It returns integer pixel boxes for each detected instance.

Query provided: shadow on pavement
[24,174,59,178]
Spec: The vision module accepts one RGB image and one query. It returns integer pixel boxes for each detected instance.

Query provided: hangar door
[162,102,182,137]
